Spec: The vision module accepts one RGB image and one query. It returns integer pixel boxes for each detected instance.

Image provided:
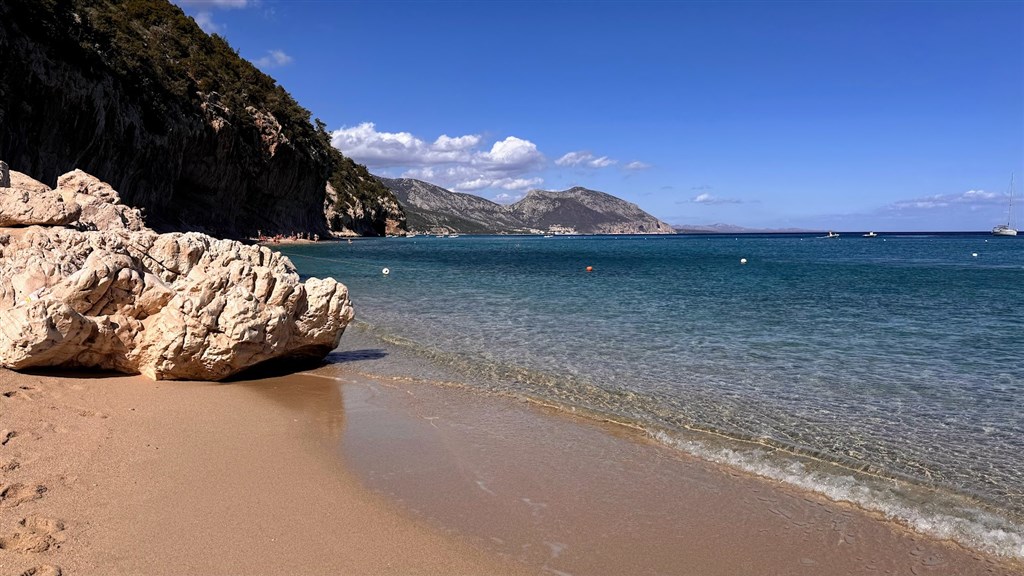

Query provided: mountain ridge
[380,178,675,235]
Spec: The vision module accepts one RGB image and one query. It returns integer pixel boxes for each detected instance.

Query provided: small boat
[826,231,840,239]
[992,174,1017,236]
[863,231,878,238]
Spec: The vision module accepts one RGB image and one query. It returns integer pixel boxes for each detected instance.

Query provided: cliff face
[0,0,396,239]
[381,179,675,235]
[326,155,405,237]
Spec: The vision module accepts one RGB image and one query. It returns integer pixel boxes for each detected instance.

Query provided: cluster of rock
[0,161,353,380]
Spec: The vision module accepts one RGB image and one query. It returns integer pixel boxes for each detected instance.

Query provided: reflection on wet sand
[241,373,347,445]
[286,364,1023,576]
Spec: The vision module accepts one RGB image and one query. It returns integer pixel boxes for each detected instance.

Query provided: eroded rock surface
[0,188,81,227]
[0,166,353,381]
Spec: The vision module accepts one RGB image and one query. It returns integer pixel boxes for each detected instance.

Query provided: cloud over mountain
[253,49,293,69]
[555,151,617,168]
[173,0,251,33]
[689,193,743,205]
[331,123,544,192]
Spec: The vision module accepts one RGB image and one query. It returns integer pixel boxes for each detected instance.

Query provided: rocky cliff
[381,178,675,235]
[327,154,406,237]
[0,0,401,239]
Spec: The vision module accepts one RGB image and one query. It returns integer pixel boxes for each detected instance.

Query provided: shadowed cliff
[0,0,403,238]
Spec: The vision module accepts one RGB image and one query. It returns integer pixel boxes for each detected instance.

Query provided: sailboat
[992,174,1017,236]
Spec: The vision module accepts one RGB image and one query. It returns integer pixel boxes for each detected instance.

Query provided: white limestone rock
[0,167,354,381]
[56,169,146,231]
[0,188,82,227]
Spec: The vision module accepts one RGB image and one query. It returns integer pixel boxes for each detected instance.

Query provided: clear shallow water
[279,234,1024,557]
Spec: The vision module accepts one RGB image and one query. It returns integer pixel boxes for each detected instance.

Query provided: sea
[277,233,1024,559]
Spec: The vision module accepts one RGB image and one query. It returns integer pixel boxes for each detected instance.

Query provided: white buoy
[740,258,748,264]
[972,253,978,258]
[382,267,390,275]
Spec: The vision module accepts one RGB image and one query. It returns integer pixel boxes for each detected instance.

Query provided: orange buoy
[586,266,593,272]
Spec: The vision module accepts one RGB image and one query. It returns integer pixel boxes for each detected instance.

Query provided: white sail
[992,174,1017,236]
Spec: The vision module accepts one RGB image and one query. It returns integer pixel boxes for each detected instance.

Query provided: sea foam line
[651,430,1024,561]
[337,322,1024,560]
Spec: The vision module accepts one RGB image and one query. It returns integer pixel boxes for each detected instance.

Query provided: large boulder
[0,166,353,380]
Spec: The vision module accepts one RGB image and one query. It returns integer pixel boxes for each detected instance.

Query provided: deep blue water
[278,233,1024,557]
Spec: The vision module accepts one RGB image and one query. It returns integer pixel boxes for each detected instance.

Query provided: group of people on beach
[256,230,320,244]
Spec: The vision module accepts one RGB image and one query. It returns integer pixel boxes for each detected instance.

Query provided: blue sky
[174,0,1023,231]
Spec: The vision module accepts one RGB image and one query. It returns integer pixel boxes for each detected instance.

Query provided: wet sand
[1,365,1020,575]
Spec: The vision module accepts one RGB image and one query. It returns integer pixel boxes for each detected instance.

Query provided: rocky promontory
[0,162,353,380]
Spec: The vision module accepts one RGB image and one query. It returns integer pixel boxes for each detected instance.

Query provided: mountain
[510,187,675,234]
[0,0,402,238]
[381,178,675,235]
[380,178,527,233]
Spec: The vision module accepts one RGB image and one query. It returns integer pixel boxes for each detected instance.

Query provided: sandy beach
[0,368,527,575]
[0,363,1020,575]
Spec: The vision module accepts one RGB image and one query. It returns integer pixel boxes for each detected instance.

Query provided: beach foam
[651,430,1024,560]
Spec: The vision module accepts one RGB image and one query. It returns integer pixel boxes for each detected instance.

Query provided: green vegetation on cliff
[0,0,402,237]
[327,150,406,236]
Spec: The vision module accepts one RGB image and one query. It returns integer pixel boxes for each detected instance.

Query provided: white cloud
[493,192,526,204]
[173,0,252,32]
[477,137,544,171]
[555,151,617,168]
[433,134,481,151]
[192,10,219,33]
[886,189,1002,211]
[691,193,742,205]
[332,123,480,167]
[254,49,293,69]
[959,189,999,200]
[624,161,652,170]
[401,166,542,193]
[555,152,587,166]
[333,123,545,194]
[498,177,544,190]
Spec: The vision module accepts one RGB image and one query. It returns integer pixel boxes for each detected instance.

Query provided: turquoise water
[278,234,1024,558]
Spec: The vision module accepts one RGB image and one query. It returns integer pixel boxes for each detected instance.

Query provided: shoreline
[1,365,1021,575]
[322,319,1024,562]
